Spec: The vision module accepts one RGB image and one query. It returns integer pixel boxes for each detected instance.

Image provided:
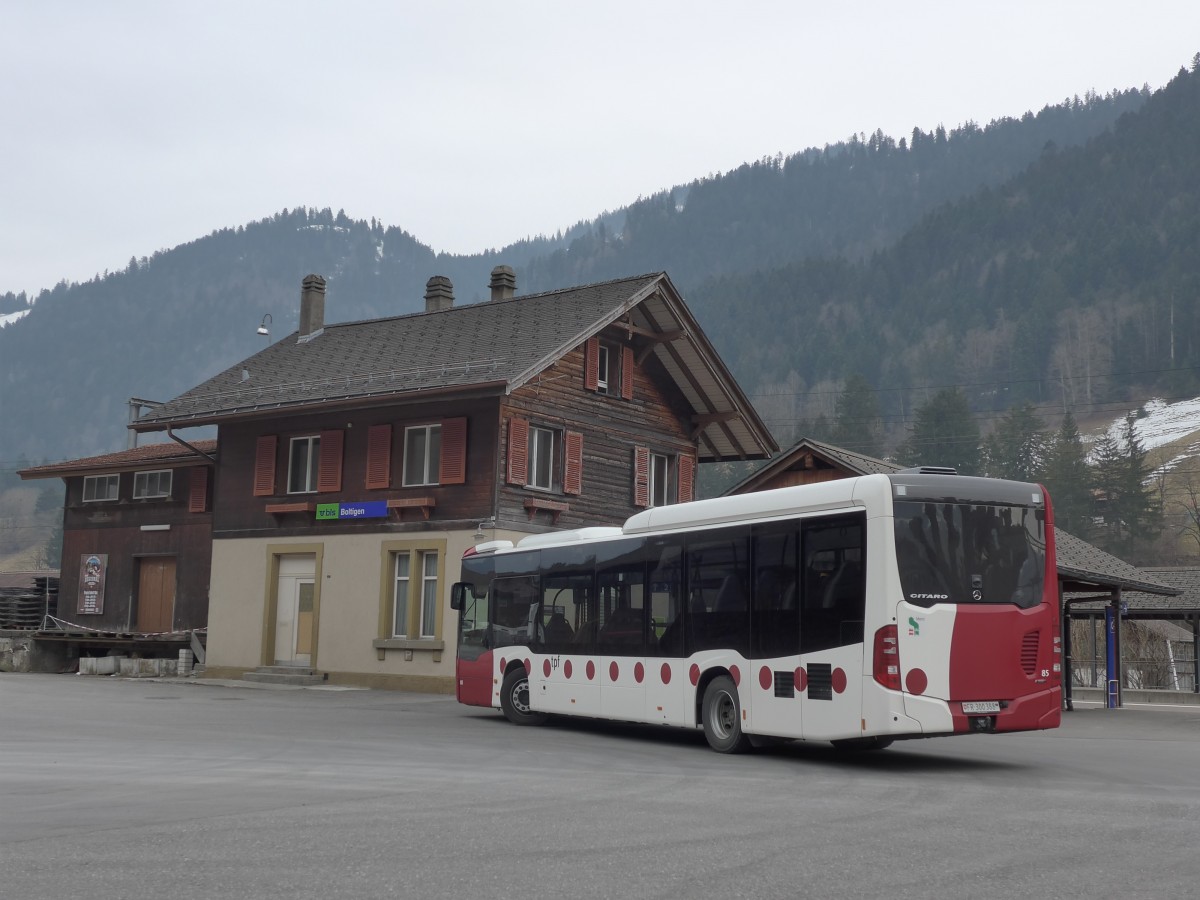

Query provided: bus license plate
[962,701,1000,714]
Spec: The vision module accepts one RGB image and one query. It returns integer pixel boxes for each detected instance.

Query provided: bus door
[797,515,867,742]
[645,545,685,725]
[597,562,650,723]
[453,577,494,708]
[534,571,598,716]
[748,525,803,740]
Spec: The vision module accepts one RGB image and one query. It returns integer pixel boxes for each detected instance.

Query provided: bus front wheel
[701,675,751,753]
[500,668,548,726]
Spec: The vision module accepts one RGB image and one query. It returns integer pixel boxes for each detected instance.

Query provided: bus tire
[701,675,751,753]
[500,668,547,726]
[831,737,894,752]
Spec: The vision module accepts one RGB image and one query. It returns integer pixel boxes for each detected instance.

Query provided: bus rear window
[893,500,1046,609]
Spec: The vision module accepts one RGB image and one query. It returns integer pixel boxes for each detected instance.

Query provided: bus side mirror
[450,583,467,611]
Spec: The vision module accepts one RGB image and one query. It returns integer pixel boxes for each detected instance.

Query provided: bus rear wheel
[701,675,751,753]
[500,668,548,726]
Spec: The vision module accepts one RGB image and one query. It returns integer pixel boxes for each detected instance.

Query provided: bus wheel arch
[500,665,548,726]
[700,673,752,754]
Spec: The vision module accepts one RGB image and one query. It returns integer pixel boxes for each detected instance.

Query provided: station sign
[316,501,388,521]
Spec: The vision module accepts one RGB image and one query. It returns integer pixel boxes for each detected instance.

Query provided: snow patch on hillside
[1104,397,1200,451]
[0,308,30,328]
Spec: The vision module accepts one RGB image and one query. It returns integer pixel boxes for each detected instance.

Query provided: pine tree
[1091,416,1162,558]
[900,388,981,474]
[1041,411,1094,538]
[983,403,1047,481]
[831,373,882,457]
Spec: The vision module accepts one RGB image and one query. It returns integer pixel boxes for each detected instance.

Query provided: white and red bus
[451,471,1061,752]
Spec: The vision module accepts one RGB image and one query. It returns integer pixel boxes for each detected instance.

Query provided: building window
[528,425,558,490]
[393,553,411,638]
[419,551,439,638]
[288,436,320,494]
[650,453,672,507]
[403,424,442,486]
[387,544,444,640]
[133,470,172,499]
[83,474,119,502]
[596,344,611,394]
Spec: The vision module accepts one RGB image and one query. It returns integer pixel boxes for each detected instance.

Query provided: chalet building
[18,441,215,651]
[131,268,776,691]
[724,437,896,494]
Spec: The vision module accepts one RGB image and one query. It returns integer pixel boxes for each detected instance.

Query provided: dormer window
[585,337,633,399]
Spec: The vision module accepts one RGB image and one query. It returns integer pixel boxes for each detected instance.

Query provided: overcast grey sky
[3,2,1198,297]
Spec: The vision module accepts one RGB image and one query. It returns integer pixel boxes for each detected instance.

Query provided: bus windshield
[893,500,1046,609]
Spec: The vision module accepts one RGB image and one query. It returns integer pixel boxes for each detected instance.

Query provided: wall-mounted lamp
[256,313,273,337]
[474,517,496,540]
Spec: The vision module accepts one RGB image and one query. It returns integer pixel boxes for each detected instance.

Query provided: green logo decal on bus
[908,616,920,636]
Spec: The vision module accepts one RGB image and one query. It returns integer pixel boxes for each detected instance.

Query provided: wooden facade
[22,444,215,635]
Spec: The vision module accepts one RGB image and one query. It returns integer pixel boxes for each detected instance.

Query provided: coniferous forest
[4,59,1200,565]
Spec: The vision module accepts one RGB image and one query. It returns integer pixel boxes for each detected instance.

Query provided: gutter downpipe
[167,426,217,464]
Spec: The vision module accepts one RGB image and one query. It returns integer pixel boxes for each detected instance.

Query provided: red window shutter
[677,454,695,504]
[253,435,277,497]
[189,466,209,513]
[584,337,599,390]
[317,429,344,493]
[507,417,529,485]
[564,431,583,495]
[366,424,392,489]
[633,446,650,507]
[439,417,467,485]
[620,345,634,400]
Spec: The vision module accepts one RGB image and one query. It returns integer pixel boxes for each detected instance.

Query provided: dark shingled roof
[18,440,217,479]
[723,436,899,495]
[1055,528,1177,596]
[1068,564,1199,613]
[132,272,776,462]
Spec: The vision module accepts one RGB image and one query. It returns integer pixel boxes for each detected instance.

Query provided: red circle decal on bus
[586,660,596,680]
[609,661,619,682]
[906,668,928,695]
[832,668,847,694]
[634,662,645,683]
[499,657,507,672]
[564,659,573,679]
[524,658,531,674]
[759,666,772,691]
[794,667,807,692]
[660,663,672,684]
[689,664,700,686]
[543,659,552,678]
[730,665,741,687]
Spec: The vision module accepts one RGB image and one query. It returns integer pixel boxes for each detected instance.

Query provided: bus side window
[491,576,541,649]
[752,526,800,659]
[650,543,684,658]
[801,516,866,653]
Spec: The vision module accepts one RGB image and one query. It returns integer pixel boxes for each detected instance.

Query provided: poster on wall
[78,553,107,615]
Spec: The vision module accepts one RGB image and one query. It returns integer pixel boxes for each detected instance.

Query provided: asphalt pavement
[2,672,1198,899]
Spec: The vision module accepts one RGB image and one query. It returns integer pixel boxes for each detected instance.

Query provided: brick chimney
[424,276,454,312]
[299,274,326,340]
[489,265,516,301]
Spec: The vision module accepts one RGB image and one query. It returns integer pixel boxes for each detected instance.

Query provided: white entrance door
[275,554,316,666]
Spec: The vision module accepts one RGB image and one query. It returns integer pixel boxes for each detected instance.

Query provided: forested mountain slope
[690,63,1200,437]
[0,82,1154,465]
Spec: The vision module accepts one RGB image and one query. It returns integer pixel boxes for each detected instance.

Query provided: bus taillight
[873,624,901,691]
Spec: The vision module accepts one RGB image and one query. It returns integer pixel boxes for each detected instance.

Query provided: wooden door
[137,557,176,633]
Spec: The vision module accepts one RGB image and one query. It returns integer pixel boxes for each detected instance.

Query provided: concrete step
[242,666,323,686]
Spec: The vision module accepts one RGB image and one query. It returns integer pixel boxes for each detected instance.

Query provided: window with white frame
[287,436,320,494]
[392,548,440,639]
[596,344,611,394]
[83,474,120,502]
[528,425,558,490]
[419,551,439,638]
[133,469,173,499]
[650,453,671,508]
[403,424,442,486]
[393,553,411,638]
